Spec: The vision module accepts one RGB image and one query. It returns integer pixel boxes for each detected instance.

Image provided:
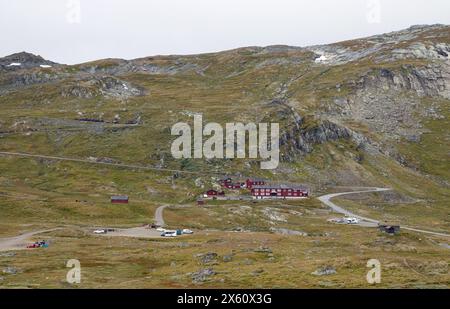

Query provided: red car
[26,241,48,249]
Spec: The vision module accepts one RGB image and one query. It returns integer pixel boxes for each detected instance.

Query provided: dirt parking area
[99,227,165,238]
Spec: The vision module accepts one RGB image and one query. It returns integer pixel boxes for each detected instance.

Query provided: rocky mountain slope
[0,24,449,229]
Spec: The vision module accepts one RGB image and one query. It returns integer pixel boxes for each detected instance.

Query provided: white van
[161,231,177,237]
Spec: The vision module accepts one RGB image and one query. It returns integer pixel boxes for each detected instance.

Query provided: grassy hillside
[0,25,449,288]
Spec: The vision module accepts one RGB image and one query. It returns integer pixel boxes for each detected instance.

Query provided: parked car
[182,229,193,234]
[26,240,49,248]
[161,231,177,237]
[93,229,107,234]
[344,217,360,224]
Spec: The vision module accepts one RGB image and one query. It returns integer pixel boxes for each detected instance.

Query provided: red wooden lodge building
[204,189,225,199]
[251,184,308,199]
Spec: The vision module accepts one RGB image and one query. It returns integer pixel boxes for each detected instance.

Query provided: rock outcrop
[281,119,351,154]
[61,76,144,99]
[359,64,450,99]
[0,52,57,71]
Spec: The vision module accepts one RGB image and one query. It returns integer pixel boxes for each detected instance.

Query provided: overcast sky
[1,0,449,64]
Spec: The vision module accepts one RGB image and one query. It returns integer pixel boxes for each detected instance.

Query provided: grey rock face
[61,76,144,99]
[2,266,19,275]
[308,25,449,66]
[359,64,450,99]
[195,252,218,265]
[191,268,215,283]
[77,58,205,76]
[388,42,450,62]
[280,118,355,159]
[254,247,272,254]
[329,63,450,146]
[311,266,337,276]
[0,71,61,95]
[0,52,57,71]
[270,227,308,236]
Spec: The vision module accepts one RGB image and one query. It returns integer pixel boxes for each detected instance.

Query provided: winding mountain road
[318,188,391,225]
[318,188,450,238]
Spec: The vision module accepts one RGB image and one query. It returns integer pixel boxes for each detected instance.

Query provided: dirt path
[318,188,450,238]
[154,205,169,227]
[0,151,216,176]
[0,228,61,252]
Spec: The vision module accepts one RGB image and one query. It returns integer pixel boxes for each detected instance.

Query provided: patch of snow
[7,62,21,67]
[315,55,328,63]
[40,64,52,68]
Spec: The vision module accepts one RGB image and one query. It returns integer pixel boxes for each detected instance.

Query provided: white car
[344,217,360,224]
[182,229,193,234]
[156,227,166,232]
[161,231,177,237]
[93,229,106,234]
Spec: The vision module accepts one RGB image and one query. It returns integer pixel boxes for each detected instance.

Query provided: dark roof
[252,184,308,190]
[111,195,129,200]
[379,225,400,230]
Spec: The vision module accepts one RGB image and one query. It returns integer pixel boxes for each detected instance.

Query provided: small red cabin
[111,195,129,204]
[220,177,244,189]
[204,190,225,197]
[251,185,308,199]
